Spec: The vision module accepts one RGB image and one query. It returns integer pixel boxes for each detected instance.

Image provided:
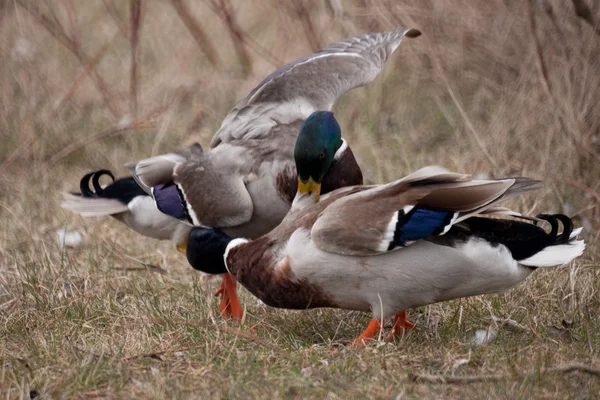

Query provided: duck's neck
[223,238,251,275]
[334,138,348,160]
[223,236,285,305]
[223,235,336,310]
[320,139,363,195]
[291,190,319,209]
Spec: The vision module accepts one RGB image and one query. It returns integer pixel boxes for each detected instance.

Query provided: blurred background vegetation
[2,1,599,193]
[1,1,599,397]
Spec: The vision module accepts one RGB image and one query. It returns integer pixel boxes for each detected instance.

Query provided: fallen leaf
[548,320,574,341]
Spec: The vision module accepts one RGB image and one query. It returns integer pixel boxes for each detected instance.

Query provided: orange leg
[214,273,243,321]
[385,310,415,341]
[351,319,383,348]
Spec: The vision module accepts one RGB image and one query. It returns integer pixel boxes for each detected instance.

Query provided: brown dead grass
[1,0,600,398]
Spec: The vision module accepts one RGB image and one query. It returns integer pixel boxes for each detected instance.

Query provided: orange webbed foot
[350,319,383,348]
[385,310,415,341]
[215,273,243,321]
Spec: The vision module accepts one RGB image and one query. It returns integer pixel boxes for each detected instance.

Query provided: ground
[1,1,600,398]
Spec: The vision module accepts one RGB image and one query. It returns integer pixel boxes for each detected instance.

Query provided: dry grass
[1,0,600,398]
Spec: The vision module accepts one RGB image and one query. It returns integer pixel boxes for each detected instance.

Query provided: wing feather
[211,28,421,147]
[311,167,539,256]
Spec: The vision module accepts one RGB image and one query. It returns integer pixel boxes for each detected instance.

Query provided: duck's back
[143,29,418,236]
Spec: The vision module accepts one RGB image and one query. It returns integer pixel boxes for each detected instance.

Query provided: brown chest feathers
[227,237,337,310]
[275,145,363,203]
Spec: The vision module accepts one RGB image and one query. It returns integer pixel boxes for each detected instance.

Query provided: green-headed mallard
[185,112,585,346]
[133,29,421,320]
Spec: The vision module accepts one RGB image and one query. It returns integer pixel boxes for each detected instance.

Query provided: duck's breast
[222,158,296,239]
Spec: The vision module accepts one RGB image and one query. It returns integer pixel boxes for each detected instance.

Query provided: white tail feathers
[519,228,585,267]
[61,193,129,216]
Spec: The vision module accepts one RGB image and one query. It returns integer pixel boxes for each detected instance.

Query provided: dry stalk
[15,0,122,120]
[572,0,600,37]
[120,324,283,362]
[0,125,36,170]
[326,0,356,36]
[60,0,79,40]
[53,36,117,117]
[47,119,153,166]
[47,96,174,165]
[527,0,599,162]
[553,178,600,203]
[388,4,500,171]
[101,0,128,38]
[290,0,322,51]
[129,0,143,119]
[409,364,600,384]
[169,0,222,69]
[0,0,7,28]
[22,0,76,51]
[527,1,569,134]
[205,0,282,67]
[211,0,252,75]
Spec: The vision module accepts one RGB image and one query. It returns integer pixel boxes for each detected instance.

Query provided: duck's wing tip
[211,28,421,145]
[403,28,422,38]
[133,153,186,189]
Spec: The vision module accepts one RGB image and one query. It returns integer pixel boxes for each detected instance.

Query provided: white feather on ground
[56,228,83,249]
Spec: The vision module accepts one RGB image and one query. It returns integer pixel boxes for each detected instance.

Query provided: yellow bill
[297,177,321,202]
[176,238,188,253]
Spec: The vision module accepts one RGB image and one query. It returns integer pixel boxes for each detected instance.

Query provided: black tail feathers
[75,170,146,204]
[448,213,577,262]
[535,214,574,246]
[79,170,116,198]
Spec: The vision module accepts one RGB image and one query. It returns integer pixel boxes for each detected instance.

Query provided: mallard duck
[185,113,586,346]
[134,28,421,320]
[61,144,204,251]
[61,170,193,248]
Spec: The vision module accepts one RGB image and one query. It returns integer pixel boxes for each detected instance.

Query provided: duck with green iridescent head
[293,111,345,206]
[186,112,585,347]
[127,29,420,321]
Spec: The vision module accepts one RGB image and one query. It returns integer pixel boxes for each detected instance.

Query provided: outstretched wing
[311,166,540,256]
[210,28,421,147]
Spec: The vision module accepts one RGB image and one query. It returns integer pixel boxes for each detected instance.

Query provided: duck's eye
[318,151,326,160]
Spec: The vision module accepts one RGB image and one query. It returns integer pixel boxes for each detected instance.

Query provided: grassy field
[1,0,600,398]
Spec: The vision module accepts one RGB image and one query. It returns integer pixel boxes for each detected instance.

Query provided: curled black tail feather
[535,214,559,241]
[443,213,577,262]
[92,170,115,194]
[536,214,573,245]
[554,214,573,243]
[79,172,96,197]
[75,170,146,204]
[80,170,116,198]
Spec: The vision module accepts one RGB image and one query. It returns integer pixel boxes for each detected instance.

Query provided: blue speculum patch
[153,182,188,221]
[395,208,454,243]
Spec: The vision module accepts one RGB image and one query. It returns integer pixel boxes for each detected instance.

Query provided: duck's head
[186,227,231,274]
[294,111,343,203]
